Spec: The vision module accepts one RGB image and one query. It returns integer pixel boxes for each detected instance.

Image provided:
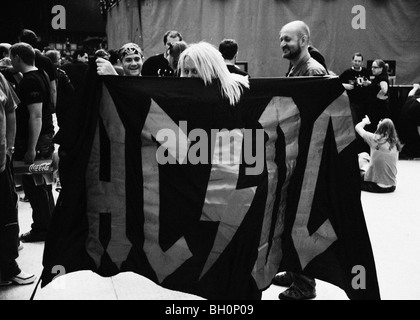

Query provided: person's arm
[25,102,42,164]
[355,115,371,137]
[5,110,16,159]
[377,81,389,100]
[50,79,57,109]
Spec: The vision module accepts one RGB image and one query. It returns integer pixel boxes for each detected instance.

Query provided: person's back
[61,56,89,95]
[356,116,400,193]
[219,38,250,77]
[364,136,399,187]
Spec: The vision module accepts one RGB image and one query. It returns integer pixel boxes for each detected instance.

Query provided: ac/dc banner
[41,73,380,300]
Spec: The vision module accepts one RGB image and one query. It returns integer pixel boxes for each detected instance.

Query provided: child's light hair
[375,118,402,152]
[178,41,249,106]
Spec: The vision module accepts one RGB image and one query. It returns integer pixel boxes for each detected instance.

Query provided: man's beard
[283,45,302,60]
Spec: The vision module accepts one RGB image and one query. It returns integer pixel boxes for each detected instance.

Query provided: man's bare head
[279,20,311,61]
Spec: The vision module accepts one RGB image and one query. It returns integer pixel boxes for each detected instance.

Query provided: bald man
[279,20,327,77]
[273,20,327,301]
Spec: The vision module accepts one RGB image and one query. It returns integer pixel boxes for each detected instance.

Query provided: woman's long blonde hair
[178,41,249,106]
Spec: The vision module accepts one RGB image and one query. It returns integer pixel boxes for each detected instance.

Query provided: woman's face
[122,54,143,76]
[180,56,200,78]
[371,62,383,76]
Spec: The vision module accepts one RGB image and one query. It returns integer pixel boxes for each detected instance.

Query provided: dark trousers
[0,158,21,279]
[22,174,55,236]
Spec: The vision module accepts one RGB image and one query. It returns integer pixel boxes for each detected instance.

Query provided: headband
[119,43,143,59]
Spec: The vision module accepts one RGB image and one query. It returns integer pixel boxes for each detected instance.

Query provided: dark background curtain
[106,0,420,85]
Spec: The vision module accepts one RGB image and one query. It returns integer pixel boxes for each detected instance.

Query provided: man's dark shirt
[15,70,54,143]
[340,67,370,104]
[142,53,173,76]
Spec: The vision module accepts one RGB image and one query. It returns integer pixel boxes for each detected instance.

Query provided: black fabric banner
[41,71,380,300]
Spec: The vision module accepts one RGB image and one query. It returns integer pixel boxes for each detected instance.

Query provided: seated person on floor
[356,116,401,193]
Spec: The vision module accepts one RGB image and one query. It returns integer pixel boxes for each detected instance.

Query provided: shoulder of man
[307,57,328,76]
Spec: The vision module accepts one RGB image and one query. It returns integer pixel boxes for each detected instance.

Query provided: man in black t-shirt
[142,30,183,77]
[340,53,371,123]
[19,29,57,110]
[10,42,55,243]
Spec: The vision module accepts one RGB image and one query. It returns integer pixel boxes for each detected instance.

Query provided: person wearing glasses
[365,59,391,132]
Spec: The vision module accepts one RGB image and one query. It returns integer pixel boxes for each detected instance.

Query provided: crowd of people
[1,21,419,300]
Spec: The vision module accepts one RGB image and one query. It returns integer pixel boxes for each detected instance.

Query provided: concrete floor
[1,159,419,301]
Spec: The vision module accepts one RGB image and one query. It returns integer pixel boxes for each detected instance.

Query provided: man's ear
[300,35,309,46]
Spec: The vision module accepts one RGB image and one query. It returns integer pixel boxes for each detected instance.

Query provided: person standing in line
[0,72,36,285]
[10,42,55,243]
[19,29,57,112]
[340,52,371,124]
[142,30,183,77]
[218,39,250,77]
[272,20,328,301]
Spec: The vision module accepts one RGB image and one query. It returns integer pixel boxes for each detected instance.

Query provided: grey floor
[1,159,419,300]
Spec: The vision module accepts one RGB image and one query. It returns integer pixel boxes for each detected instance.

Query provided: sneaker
[10,271,36,285]
[20,231,46,243]
[272,272,294,287]
[278,283,316,300]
